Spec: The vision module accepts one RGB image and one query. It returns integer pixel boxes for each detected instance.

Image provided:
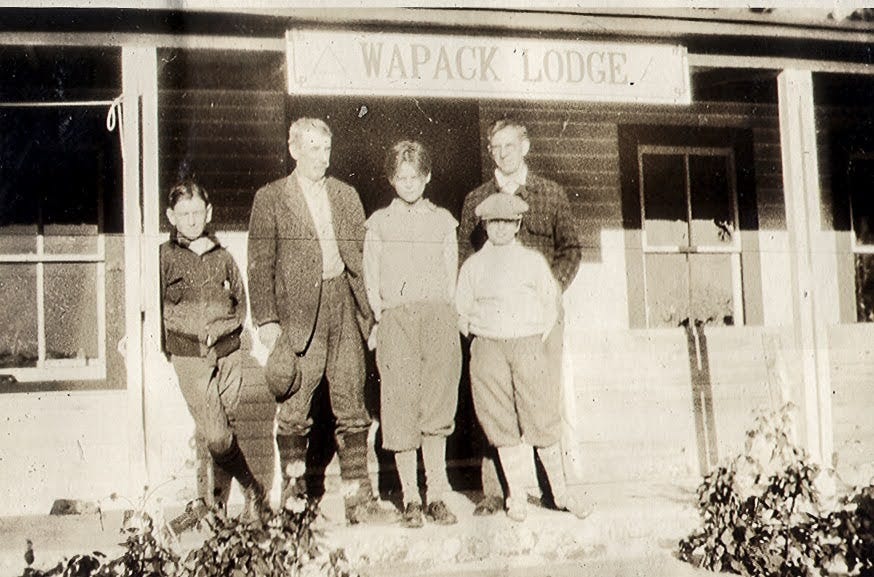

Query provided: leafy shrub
[20,488,357,577]
[678,402,874,576]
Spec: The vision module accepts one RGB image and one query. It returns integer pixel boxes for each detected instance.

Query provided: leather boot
[214,437,267,524]
[276,434,309,508]
[337,430,399,525]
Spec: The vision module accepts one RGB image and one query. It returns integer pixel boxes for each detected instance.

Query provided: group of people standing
[159,115,589,528]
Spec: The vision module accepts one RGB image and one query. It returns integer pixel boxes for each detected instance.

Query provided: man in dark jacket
[247,117,396,525]
[458,118,584,517]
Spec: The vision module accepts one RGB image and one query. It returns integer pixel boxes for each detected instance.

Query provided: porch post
[777,69,834,464]
[121,46,152,494]
[137,45,162,489]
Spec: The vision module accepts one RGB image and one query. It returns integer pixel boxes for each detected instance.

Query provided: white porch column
[138,46,164,487]
[121,46,154,495]
[777,69,834,464]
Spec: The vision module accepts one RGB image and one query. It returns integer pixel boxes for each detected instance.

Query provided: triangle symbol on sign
[312,43,347,80]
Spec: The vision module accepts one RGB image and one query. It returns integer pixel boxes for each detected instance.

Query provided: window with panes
[0,46,122,383]
[638,146,743,327]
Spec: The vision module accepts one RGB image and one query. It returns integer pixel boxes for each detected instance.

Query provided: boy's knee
[205,431,234,457]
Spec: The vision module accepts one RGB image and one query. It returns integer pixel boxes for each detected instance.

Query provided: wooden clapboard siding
[159,88,288,230]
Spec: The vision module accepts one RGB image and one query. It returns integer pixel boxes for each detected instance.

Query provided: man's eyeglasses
[488,142,519,154]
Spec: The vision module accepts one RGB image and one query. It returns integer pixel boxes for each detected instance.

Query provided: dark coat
[160,235,246,359]
[247,172,374,354]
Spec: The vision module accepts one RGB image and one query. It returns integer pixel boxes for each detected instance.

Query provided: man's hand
[258,322,282,352]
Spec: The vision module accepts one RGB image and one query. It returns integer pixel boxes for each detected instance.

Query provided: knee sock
[497,444,535,502]
[394,450,419,505]
[212,437,260,492]
[421,436,450,504]
[537,442,568,505]
[337,430,373,502]
[276,434,308,501]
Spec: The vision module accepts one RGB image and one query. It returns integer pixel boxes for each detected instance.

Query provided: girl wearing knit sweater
[363,141,462,528]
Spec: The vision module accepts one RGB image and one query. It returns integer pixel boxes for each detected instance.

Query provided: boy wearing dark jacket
[160,181,265,523]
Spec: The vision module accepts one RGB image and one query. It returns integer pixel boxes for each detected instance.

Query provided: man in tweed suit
[458,118,584,516]
[247,117,397,525]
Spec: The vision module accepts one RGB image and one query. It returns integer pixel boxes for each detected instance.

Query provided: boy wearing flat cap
[455,193,591,522]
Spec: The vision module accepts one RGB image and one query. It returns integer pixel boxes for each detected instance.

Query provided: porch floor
[0,480,719,577]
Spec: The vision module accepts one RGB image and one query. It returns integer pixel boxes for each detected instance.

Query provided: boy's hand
[458,318,470,338]
[367,324,378,351]
[258,322,282,352]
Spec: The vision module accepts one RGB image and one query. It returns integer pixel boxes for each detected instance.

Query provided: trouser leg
[172,354,240,509]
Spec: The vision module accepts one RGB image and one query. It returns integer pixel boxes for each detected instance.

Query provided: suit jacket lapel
[283,171,318,240]
[325,178,344,242]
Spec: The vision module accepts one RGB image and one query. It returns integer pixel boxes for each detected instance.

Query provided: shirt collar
[172,230,218,253]
[295,171,327,195]
[483,238,518,250]
[389,197,435,213]
[494,163,529,194]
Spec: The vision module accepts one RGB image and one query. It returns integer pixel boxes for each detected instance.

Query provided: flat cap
[475,193,529,220]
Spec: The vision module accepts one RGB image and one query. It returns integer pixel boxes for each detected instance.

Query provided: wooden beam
[690,53,874,75]
[777,68,834,465]
[0,31,284,51]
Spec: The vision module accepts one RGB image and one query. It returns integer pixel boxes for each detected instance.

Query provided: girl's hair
[385,140,431,180]
[167,180,210,208]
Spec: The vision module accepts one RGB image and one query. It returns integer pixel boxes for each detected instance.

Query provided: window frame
[848,151,874,255]
[0,102,112,383]
[637,144,745,327]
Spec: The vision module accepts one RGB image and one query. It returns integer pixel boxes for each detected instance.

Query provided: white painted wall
[564,229,629,332]
[0,391,130,516]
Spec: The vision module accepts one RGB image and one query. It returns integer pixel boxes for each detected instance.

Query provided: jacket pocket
[164,276,185,304]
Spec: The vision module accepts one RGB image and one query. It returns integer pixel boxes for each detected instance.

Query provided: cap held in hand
[264,331,302,402]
